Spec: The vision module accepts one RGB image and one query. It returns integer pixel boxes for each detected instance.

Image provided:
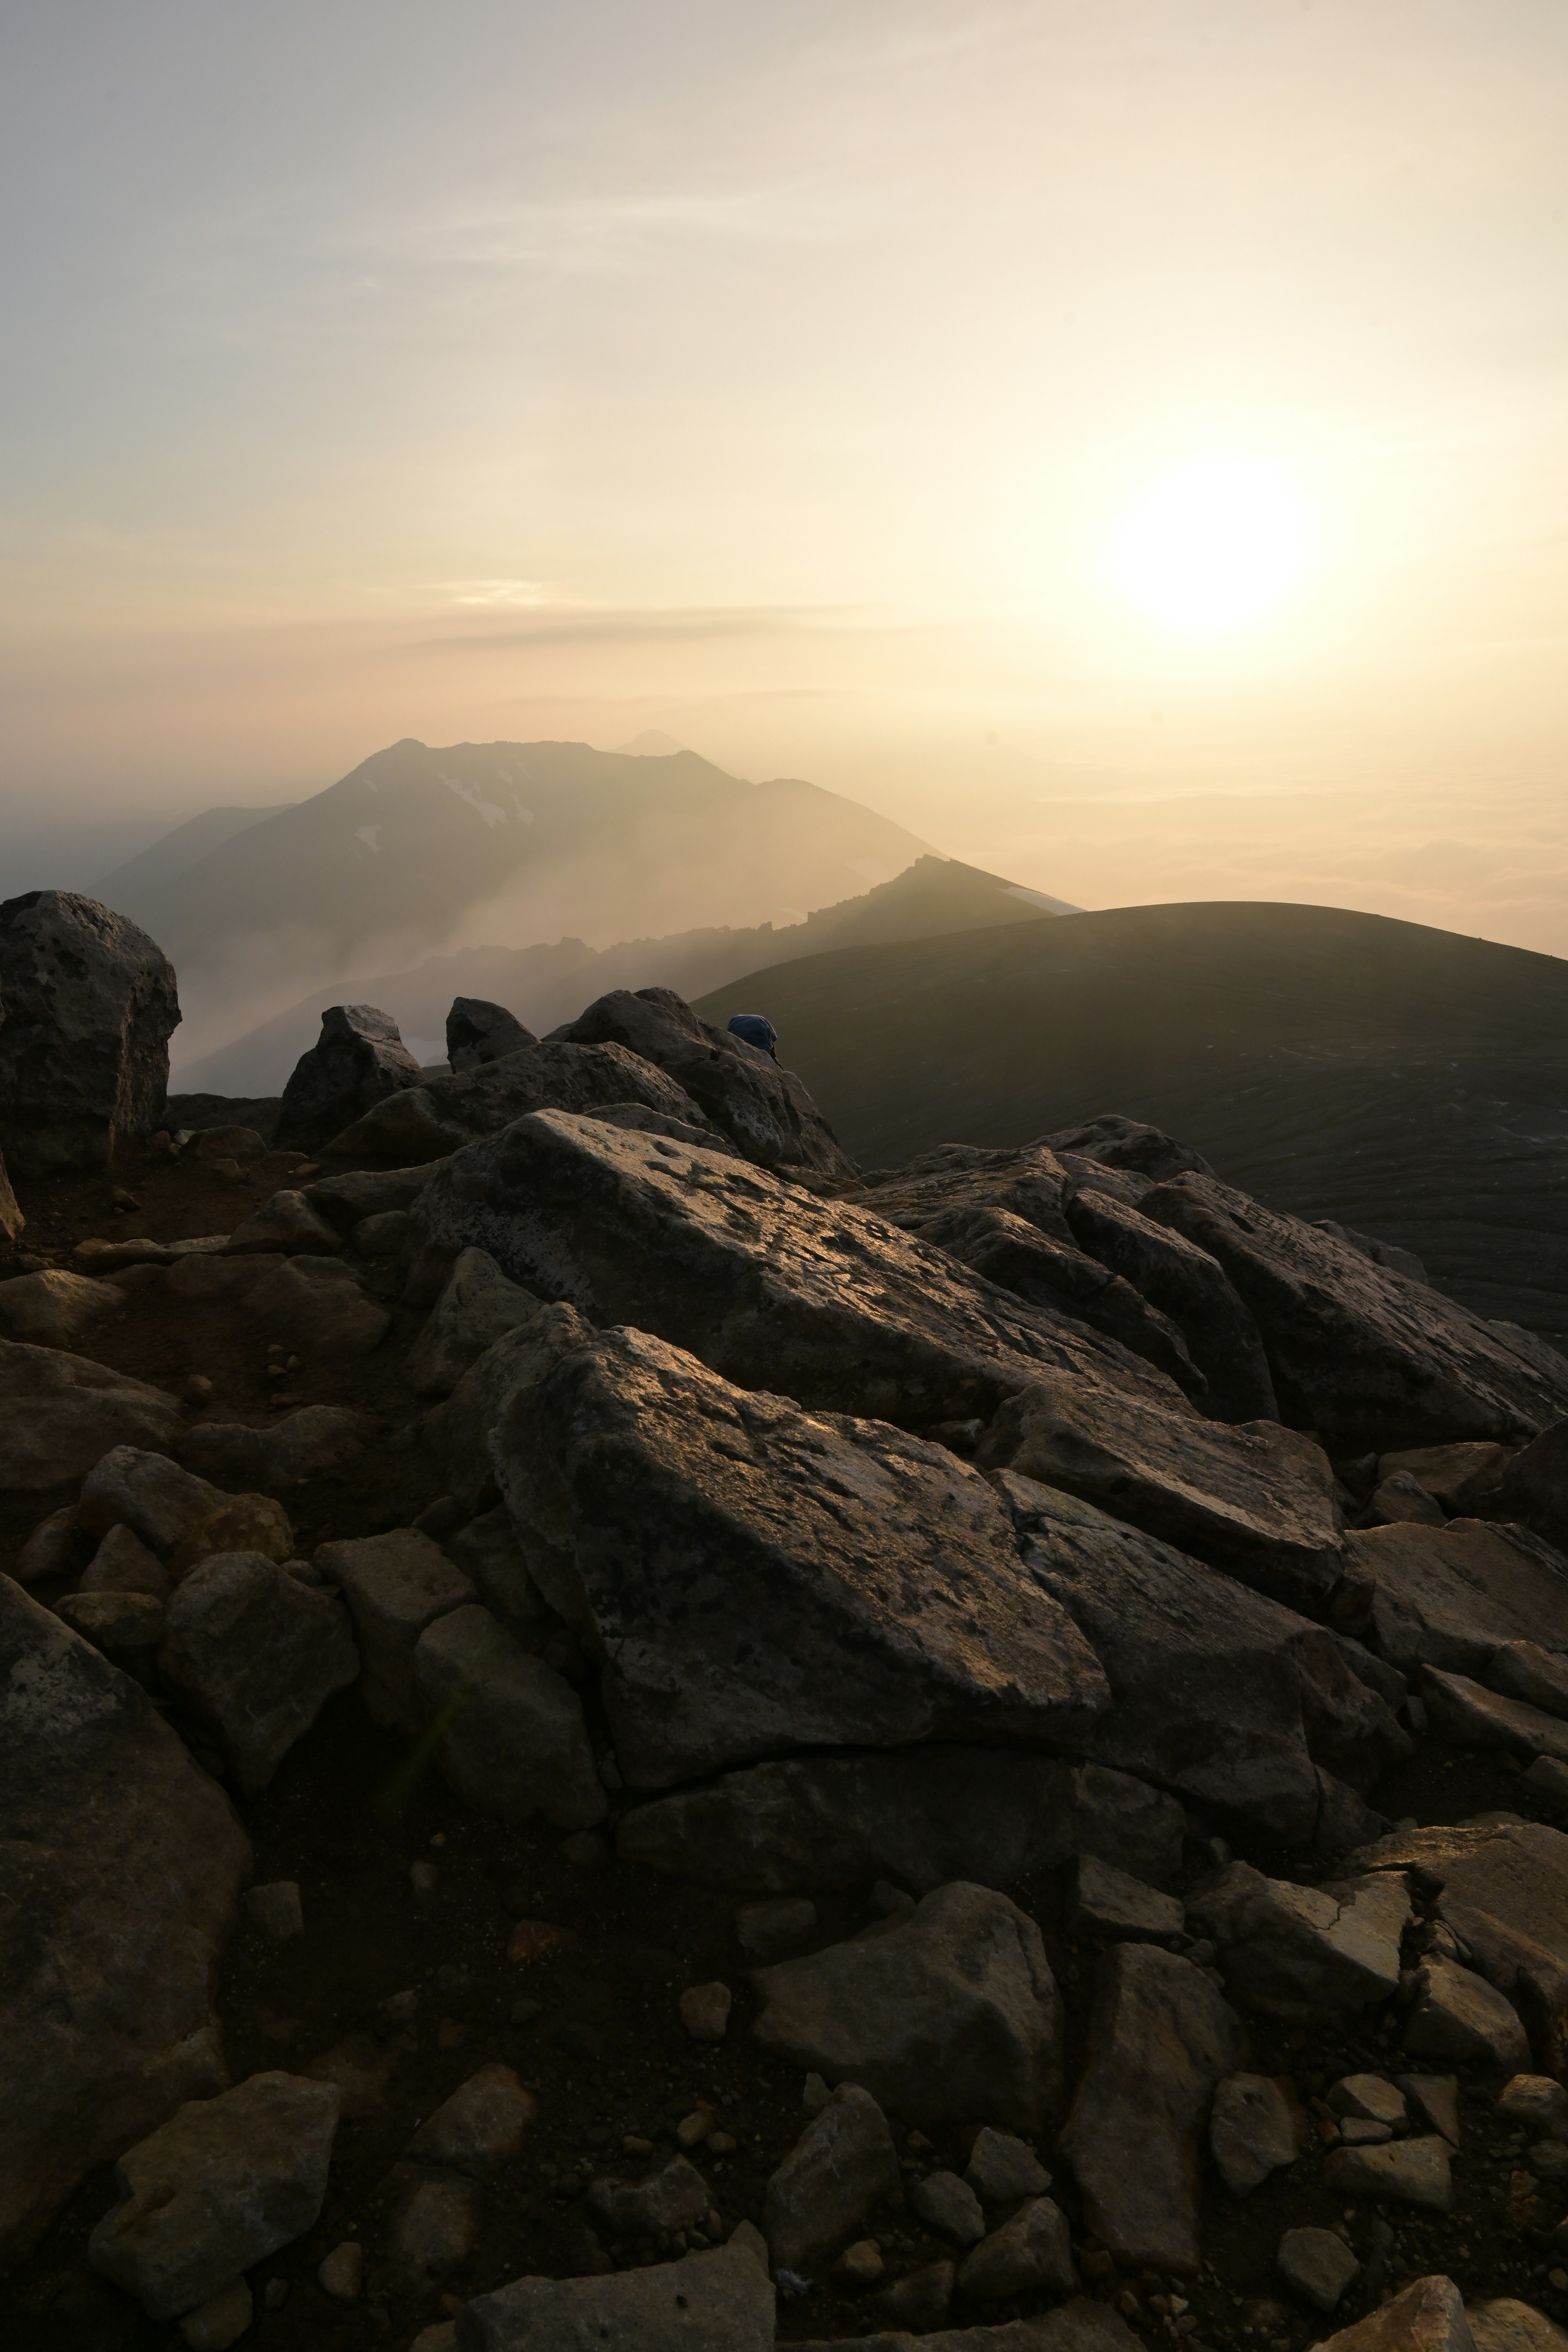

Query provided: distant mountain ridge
[178,853,1074,1093]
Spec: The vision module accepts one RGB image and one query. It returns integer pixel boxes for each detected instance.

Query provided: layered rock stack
[4,958,1568,2352]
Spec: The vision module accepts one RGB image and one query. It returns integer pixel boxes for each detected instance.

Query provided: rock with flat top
[406,2064,537,2178]
[1324,2135,1453,2209]
[617,1748,1183,1897]
[1058,1942,1246,2273]
[1339,1520,1568,1675]
[159,1552,359,1794]
[1489,1644,1568,1719]
[1380,1442,1511,1506]
[274,1004,423,1154]
[964,2127,1051,2206]
[0,1269,126,1348]
[0,1579,249,2263]
[386,2163,483,2279]
[315,1528,474,1733]
[1066,1855,1184,1943]
[405,1247,540,1397]
[1209,2073,1304,2196]
[1398,2076,1461,2144]
[958,2198,1076,2302]
[1276,2225,1359,2312]
[1313,2276,1472,2352]
[752,1882,1063,2132]
[413,1604,606,1830]
[0,891,178,1175]
[423,1301,596,1515]
[1423,1668,1568,1763]
[0,1340,186,1490]
[763,2084,902,2273]
[457,2241,775,2351]
[797,2306,1141,2352]
[1403,1959,1530,2069]
[1329,2074,1407,2126]
[1186,1861,1411,2019]
[493,1326,1108,1789]
[88,2071,340,2318]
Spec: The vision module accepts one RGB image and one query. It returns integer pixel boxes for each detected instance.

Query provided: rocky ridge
[4,898,1568,2352]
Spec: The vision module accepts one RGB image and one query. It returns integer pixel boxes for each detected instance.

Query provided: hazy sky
[3,1,1566,949]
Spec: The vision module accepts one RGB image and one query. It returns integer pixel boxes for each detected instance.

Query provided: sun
[1107,453,1316,635]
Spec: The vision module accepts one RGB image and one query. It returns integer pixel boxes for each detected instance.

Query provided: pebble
[184,1374,214,1404]
[318,2241,363,2302]
[679,1981,733,2041]
[677,2108,716,2148]
[410,1860,438,1894]
[835,2238,886,2285]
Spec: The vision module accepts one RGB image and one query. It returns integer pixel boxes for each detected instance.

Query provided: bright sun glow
[1107,453,1316,634]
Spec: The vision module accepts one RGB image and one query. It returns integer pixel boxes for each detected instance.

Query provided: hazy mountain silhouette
[179,853,1074,1093]
[690,900,1568,1348]
[93,802,295,900]
[100,737,935,1059]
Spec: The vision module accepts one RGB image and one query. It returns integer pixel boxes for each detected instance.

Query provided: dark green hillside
[695,900,1568,1350]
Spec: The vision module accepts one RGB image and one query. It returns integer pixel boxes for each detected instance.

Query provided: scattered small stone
[590,2155,711,2238]
[963,2125,1052,2205]
[958,2195,1077,2301]
[318,2241,363,2301]
[178,2278,252,2350]
[185,1374,213,1404]
[677,2108,716,2148]
[1323,2134,1453,2210]
[736,1897,819,1961]
[835,2238,886,2286]
[911,2169,986,2246]
[1276,2227,1360,2315]
[509,1998,543,2028]
[679,1982,733,2041]
[410,1860,438,1894]
[243,1881,304,1943]
[387,2163,484,2278]
[1210,2074,1304,2197]
[708,2131,737,2154]
[1329,2075,1407,2127]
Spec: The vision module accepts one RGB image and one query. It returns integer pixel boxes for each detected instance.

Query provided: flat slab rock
[411,1107,1191,1433]
[454,2238,774,2350]
[0,1338,186,1490]
[1140,1172,1568,1448]
[1349,1818,1568,2079]
[493,1325,1108,1788]
[999,1475,1407,1849]
[1339,1520,1568,1676]
[751,1881,1065,2132]
[0,1579,251,2262]
[617,1749,1185,1896]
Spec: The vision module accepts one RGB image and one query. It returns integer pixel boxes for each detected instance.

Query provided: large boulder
[273,1004,423,1154]
[0,1578,251,2262]
[617,1751,1185,1896]
[751,1881,1065,2131]
[1000,1477,1407,1846]
[1337,1519,1568,1674]
[491,1325,1108,1789]
[411,1602,607,1829]
[79,1444,292,1568]
[1185,1861,1412,2020]
[0,1268,127,1349]
[423,1303,596,1516]
[158,1552,359,1794]
[447,997,537,1071]
[979,1379,1341,1610]
[552,984,855,1179]
[0,891,179,1176]
[1058,1943,1247,2274]
[1348,1818,1568,2080]
[319,1036,712,1167]
[1140,1172,1568,1447]
[410,1109,1189,1433]
[0,1340,187,1490]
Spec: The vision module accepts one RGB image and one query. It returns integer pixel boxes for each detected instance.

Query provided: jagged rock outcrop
[551,984,856,1178]
[0,891,180,1176]
[1140,1172,1568,1446]
[491,1325,1108,1787]
[274,1003,424,1153]
[0,1578,251,2262]
[446,997,537,1071]
[321,1037,711,1166]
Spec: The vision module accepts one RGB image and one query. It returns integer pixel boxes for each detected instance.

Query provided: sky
[3,0,1567,952]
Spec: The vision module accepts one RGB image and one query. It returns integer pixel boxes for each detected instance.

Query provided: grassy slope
[694,899,1568,1350]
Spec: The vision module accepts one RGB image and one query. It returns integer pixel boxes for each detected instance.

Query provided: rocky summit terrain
[7,893,1568,2352]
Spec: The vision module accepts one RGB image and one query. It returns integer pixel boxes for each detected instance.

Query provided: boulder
[456,2242,775,2352]
[1315,2277,1472,2352]
[1323,2136,1453,2209]
[584,1098,744,1156]
[1470,2305,1568,2352]
[1185,1861,1411,2020]
[1003,1478,1407,1847]
[1368,1471,1448,1527]
[1140,1172,1568,1448]
[158,1552,359,1793]
[412,1603,606,1830]
[1497,2076,1568,2135]
[223,1191,342,1255]
[980,1379,1342,1610]
[0,891,179,1176]
[1489,1644,1568,1718]
[1058,1942,1247,2274]
[964,2129,1052,2206]
[56,1588,166,1657]
[1276,2226,1360,2312]
[81,1522,172,1597]
[79,1445,292,1568]
[1349,1818,1568,2080]
[444,1505,562,1650]
[273,1004,423,1154]
[491,1326,1107,1788]
[243,1256,391,1355]
[0,1580,250,2262]
[552,984,855,1179]
[176,1405,377,1496]
[1381,1443,1512,1508]
[405,1247,540,1398]
[1062,1184,1278,1423]
[737,1897,818,1962]
[386,2160,483,2277]
[1209,2073,1305,2196]
[447,997,537,1071]
[849,1140,1079,1245]
[1403,1959,1531,2069]
[751,1881,1064,2132]
[314,1528,475,1734]
[0,1339,186,1489]
[1337,1520,1568,1675]
[958,2198,1076,2301]
[322,1036,710,1167]
[1483,1422,1568,1546]
[410,1108,1191,1432]
[912,2171,986,2246]
[88,2071,340,2318]
[1421,1669,1568,1764]
[1065,1855,1185,1944]
[300,1160,452,1231]
[617,1748,1184,1896]
[763,2083,902,2271]
[423,1303,596,1515]
[407,2064,538,2178]
[0,1268,126,1348]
